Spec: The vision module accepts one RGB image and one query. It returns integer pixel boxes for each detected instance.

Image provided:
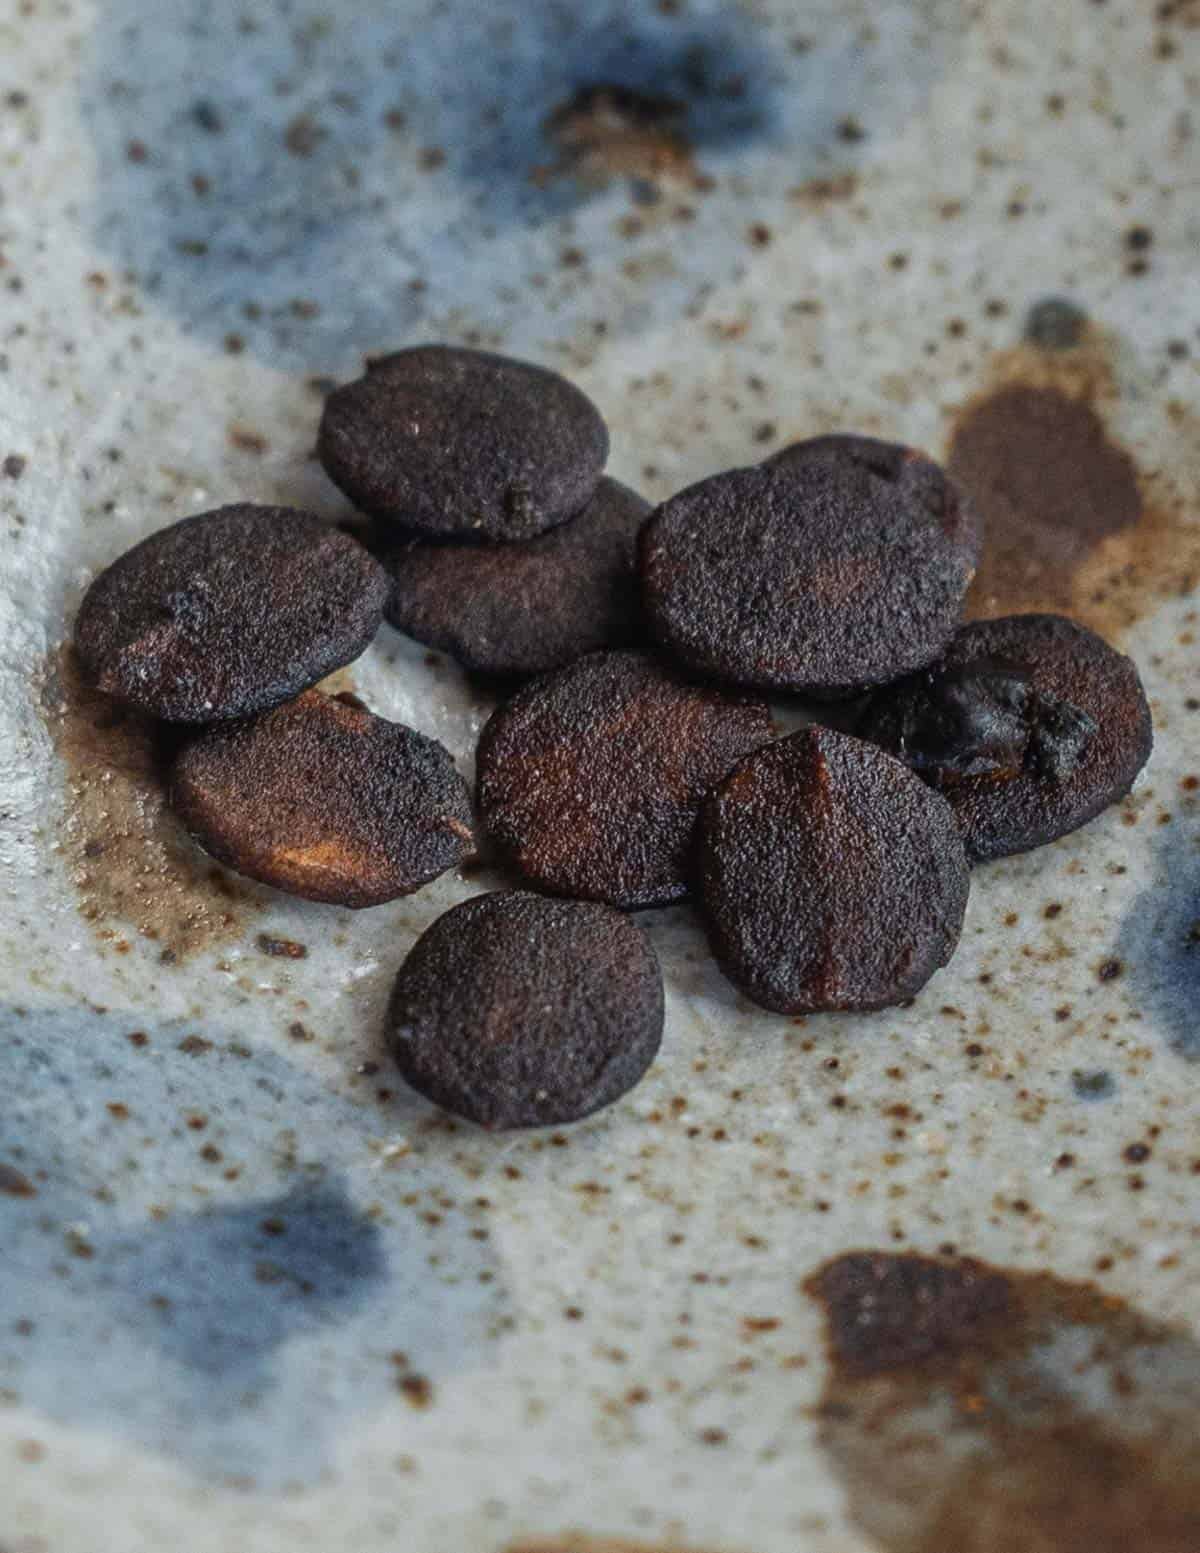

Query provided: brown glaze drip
[806,1250,1200,1553]
[41,644,263,962]
[947,335,1200,638]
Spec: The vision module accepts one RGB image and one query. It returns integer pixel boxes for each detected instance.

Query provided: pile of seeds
[73,345,1154,1130]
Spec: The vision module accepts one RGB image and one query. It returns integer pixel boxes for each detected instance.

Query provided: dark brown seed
[857,614,1153,862]
[640,448,979,697]
[857,657,1101,787]
[476,650,774,909]
[698,727,969,1014]
[765,431,915,480]
[171,691,474,907]
[386,890,663,1129]
[74,505,389,723]
[379,476,650,677]
[317,345,609,542]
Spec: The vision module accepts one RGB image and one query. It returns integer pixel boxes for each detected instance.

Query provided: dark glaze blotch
[806,1250,1200,1553]
[807,1252,1015,1377]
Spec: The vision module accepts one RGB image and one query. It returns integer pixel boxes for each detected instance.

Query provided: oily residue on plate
[40,644,264,962]
[805,1250,1200,1553]
[947,329,1200,639]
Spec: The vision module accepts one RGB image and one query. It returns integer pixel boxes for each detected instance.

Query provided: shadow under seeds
[1118,827,1200,1061]
[78,0,956,370]
[0,1004,508,1489]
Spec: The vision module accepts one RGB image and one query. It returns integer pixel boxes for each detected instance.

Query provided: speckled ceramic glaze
[1,3,1197,1551]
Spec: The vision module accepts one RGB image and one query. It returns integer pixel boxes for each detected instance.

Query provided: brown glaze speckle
[0,1164,37,1198]
[256,934,308,960]
[397,1373,434,1409]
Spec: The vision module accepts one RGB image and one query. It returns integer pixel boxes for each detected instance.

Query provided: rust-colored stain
[41,644,263,962]
[947,331,1200,638]
[0,1163,37,1198]
[538,84,697,189]
[806,1250,1200,1553]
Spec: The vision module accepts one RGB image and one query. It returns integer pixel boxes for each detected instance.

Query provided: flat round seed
[766,431,914,479]
[699,727,970,1014]
[74,505,389,723]
[856,613,1153,863]
[640,451,979,697]
[476,650,774,909]
[317,345,609,542]
[170,690,474,907]
[380,476,650,677]
[386,890,664,1129]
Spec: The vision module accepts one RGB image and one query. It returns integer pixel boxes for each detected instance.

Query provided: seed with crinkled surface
[640,451,979,697]
[386,890,664,1129]
[318,345,609,542]
[857,613,1153,862]
[698,727,970,1014]
[74,505,389,723]
[171,691,474,907]
[380,476,649,677]
[476,650,774,909]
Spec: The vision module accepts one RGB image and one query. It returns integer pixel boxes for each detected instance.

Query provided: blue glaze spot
[105,1183,386,1380]
[0,1006,507,1487]
[80,0,957,368]
[1118,830,1200,1061]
